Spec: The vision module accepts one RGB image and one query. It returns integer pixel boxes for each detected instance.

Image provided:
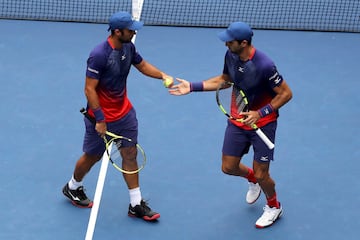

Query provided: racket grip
[254,129,275,150]
[80,108,96,124]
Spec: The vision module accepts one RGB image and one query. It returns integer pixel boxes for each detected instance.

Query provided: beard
[120,38,132,43]
[117,35,132,44]
[229,45,245,55]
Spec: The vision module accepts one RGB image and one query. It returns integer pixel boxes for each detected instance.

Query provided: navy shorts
[222,120,277,163]
[83,108,138,155]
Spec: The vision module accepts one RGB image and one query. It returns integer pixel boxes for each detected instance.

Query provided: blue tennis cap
[108,11,143,31]
[218,22,253,42]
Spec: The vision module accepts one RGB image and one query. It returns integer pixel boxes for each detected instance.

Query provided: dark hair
[110,29,125,35]
[237,38,252,45]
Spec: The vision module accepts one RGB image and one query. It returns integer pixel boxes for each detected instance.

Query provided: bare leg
[120,146,139,189]
[253,161,282,228]
[63,153,102,208]
[253,161,276,199]
[222,154,261,204]
[73,153,102,182]
[221,154,250,177]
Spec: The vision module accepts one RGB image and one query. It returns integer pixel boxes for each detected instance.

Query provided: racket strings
[235,94,246,113]
[107,139,146,174]
[109,142,122,166]
[232,87,248,117]
[217,82,249,120]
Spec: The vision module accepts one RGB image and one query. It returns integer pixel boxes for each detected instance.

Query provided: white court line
[85,146,111,240]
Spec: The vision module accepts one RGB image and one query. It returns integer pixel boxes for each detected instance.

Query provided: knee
[221,161,237,175]
[83,153,102,164]
[221,164,231,175]
[121,146,137,160]
[221,155,242,176]
[254,171,270,184]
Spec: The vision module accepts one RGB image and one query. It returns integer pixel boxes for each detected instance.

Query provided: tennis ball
[163,77,173,88]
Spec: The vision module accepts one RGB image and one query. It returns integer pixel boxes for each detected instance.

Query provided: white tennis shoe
[255,204,283,228]
[246,182,261,204]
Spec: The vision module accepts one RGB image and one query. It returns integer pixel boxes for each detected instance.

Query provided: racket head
[216,81,249,120]
[104,132,146,174]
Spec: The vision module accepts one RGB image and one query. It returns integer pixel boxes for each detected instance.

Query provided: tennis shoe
[255,204,283,228]
[128,200,160,221]
[246,182,261,204]
[62,184,93,208]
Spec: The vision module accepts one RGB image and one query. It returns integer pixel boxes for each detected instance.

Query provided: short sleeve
[86,51,107,79]
[265,65,283,88]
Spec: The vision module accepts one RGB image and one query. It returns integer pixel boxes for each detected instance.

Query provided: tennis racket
[80,108,146,174]
[216,81,275,149]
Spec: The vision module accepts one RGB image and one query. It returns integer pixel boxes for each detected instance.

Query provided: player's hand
[161,74,174,88]
[168,78,191,95]
[95,121,107,138]
[240,111,261,126]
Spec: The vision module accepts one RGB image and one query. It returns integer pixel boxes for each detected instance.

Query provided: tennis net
[1,0,359,32]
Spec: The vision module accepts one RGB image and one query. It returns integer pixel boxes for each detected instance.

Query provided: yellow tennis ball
[163,77,173,88]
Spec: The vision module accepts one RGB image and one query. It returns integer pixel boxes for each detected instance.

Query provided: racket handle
[254,128,275,150]
[80,108,96,124]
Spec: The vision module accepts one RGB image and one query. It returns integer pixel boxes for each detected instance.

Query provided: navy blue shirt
[223,48,283,128]
[86,38,143,121]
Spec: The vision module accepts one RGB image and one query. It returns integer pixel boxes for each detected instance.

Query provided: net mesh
[1,0,359,32]
[0,0,132,23]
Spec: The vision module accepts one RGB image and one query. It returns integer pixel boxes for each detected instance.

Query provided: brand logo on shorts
[115,140,122,148]
[260,156,269,162]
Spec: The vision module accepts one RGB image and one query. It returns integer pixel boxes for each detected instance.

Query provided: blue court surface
[1,19,360,240]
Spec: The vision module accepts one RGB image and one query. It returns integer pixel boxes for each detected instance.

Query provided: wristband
[190,82,204,92]
[257,104,274,118]
[92,107,105,122]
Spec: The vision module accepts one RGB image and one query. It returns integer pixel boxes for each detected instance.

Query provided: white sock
[68,175,83,190]
[129,187,142,207]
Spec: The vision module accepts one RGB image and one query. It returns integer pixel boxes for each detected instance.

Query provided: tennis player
[62,11,173,221]
[169,22,292,228]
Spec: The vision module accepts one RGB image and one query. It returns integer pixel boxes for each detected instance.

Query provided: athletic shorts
[222,120,277,163]
[83,108,138,155]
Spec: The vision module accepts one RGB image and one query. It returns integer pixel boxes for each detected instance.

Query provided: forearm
[269,82,292,110]
[191,74,227,92]
[85,87,101,109]
[136,60,164,79]
[270,94,291,110]
[257,81,292,118]
[84,83,105,122]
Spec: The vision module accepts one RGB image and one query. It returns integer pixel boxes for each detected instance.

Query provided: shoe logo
[68,191,81,201]
[129,209,136,215]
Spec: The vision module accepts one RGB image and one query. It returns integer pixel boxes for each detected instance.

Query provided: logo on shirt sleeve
[87,67,99,74]
[269,71,282,85]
